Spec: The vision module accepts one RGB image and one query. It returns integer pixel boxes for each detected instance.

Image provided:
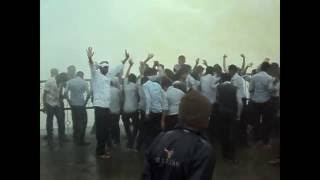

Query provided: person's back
[66,77,89,106]
[250,71,272,103]
[110,86,121,114]
[166,86,185,116]
[143,80,164,113]
[123,78,139,113]
[142,127,215,180]
[217,82,238,115]
[200,74,215,103]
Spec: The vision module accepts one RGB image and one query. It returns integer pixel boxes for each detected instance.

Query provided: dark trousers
[122,111,139,148]
[46,104,65,143]
[144,112,162,148]
[110,113,120,144]
[238,98,249,146]
[94,107,112,155]
[71,106,88,144]
[208,103,219,143]
[164,115,178,131]
[251,100,273,144]
[218,112,237,160]
[136,110,146,150]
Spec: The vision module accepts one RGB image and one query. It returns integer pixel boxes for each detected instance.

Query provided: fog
[40,0,279,80]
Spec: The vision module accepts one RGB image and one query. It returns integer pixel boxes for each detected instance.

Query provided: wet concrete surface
[40,129,280,180]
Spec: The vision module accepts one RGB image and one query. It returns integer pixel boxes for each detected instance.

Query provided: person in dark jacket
[216,73,243,164]
[141,90,216,180]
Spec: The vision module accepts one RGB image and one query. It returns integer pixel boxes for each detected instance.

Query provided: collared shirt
[186,74,200,91]
[43,77,60,107]
[110,86,121,114]
[200,74,219,104]
[143,80,166,114]
[249,71,273,103]
[90,63,124,108]
[123,78,139,113]
[231,73,246,99]
[65,76,90,106]
[165,86,185,115]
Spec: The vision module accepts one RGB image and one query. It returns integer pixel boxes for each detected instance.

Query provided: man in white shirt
[64,71,91,146]
[122,60,140,150]
[86,47,127,158]
[142,72,167,148]
[161,77,184,130]
[43,68,65,147]
[109,78,122,146]
[228,64,248,147]
[249,62,274,147]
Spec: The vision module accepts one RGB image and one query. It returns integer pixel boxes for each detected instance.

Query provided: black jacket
[141,126,216,180]
[216,82,238,116]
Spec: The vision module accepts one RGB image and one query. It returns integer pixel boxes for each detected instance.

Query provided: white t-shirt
[65,77,90,106]
[200,74,219,104]
[43,78,60,107]
[123,78,139,113]
[166,86,185,115]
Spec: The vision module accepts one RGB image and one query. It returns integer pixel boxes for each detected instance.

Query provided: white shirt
[186,74,200,91]
[109,86,121,114]
[143,80,166,115]
[90,63,124,108]
[249,71,273,103]
[137,78,146,111]
[43,78,60,107]
[200,74,219,104]
[65,76,90,106]
[231,73,246,99]
[123,78,139,113]
[165,86,185,115]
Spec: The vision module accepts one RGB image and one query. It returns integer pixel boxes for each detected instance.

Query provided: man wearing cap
[86,47,128,159]
[141,90,216,180]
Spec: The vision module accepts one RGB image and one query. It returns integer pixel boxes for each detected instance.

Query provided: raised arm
[143,53,154,64]
[242,62,253,75]
[202,59,209,67]
[125,59,134,78]
[122,49,130,64]
[84,82,91,106]
[223,54,227,73]
[193,58,200,71]
[86,47,94,65]
[240,54,246,72]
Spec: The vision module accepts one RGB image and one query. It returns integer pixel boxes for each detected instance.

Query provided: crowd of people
[41,47,280,179]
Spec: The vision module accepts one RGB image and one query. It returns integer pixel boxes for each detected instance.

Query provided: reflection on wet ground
[40,131,280,180]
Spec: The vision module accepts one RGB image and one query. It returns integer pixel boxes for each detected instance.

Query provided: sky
[40,0,280,80]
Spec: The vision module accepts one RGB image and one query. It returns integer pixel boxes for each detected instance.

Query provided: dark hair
[164,69,175,81]
[56,73,68,85]
[178,55,186,61]
[161,76,172,89]
[260,62,271,72]
[128,73,137,83]
[228,64,238,72]
[205,66,214,75]
[144,67,153,77]
[271,62,279,69]
[213,64,222,74]
[220,73,231,83]
[76,71,84,77]
[141,76,149,85]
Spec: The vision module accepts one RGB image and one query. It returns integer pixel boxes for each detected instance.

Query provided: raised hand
[86,47,94,59]
[147,53,154,60]
[195,58,200,65]
[240,54,245,59]
[154,60,159,66]
[223,54,227,59]
[247,62,253,67]
[202,59,208,66]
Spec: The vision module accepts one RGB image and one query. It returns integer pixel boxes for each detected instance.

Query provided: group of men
[42,47,280,179]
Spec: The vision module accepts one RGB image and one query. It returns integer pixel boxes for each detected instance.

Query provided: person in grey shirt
[65,71,91,146]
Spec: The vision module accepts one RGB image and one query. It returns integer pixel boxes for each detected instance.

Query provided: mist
[40,0,279,80]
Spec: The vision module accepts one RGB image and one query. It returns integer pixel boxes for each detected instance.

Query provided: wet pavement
[40,129,280,180]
